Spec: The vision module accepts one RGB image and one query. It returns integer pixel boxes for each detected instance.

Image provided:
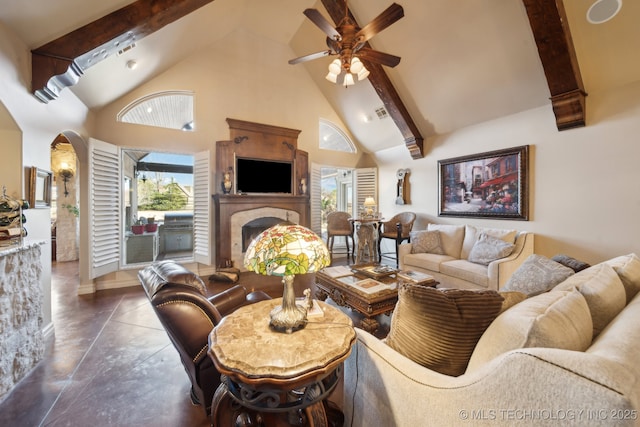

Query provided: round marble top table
[208,298,356,426]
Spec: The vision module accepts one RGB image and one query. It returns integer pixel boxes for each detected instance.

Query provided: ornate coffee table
[316,264,437,333]
[208,298,355,427]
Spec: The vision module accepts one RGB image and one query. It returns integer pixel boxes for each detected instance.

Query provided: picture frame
[438,145,529,220]
[29,167,53,208]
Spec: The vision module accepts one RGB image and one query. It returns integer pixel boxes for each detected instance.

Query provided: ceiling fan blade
[357,47,401,68]
[288,50,332,65]
[304,8,341,40]
[355,3,404,43]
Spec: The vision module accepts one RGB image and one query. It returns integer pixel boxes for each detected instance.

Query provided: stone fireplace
[213,119,310,268]
[231,208,301,270]
[214,195,309,269]
[242,217,281,252]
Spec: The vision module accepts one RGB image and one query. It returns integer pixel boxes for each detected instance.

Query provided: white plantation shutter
[354,167,378,217]
[89,138,120,278]
[310,163,322,235]
[193,151,211,265]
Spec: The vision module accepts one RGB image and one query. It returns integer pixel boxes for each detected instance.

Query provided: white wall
[0,126,21,200]
[373,81,640,265]
[6,10,638,301]
[94,27,369,167]
[88,27,373,283]
[0,22,92,331]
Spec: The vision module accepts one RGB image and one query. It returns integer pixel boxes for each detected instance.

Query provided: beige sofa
[343,254,640,427]
[398,224,534,290]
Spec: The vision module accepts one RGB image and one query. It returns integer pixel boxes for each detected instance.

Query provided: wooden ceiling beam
[522,0,587,130]
[321,0,424,159]
[31,0,214,103]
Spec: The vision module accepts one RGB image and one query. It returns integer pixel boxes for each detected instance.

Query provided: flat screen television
[235,158,293,194]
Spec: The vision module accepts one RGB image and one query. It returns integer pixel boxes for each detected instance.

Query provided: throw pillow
[467,233,515,266]
[385,285,504,377]
[466,289,593,372]
[427,224,465,258]
[551,254,591,273]
[605,253,640,303]
[409,230,444,254]
[498,291,527,314]
[555,263,626,337]
[461,225,517,260]
[502,254,574,296]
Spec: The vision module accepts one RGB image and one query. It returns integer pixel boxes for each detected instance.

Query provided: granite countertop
[0,239,46,257]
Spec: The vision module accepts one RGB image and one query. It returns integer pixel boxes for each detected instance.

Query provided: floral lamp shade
[244,223,331,277]
[244,223,330,333]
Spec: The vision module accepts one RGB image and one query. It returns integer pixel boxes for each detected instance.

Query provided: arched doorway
[50,134,78,262]
[49,131,91,294]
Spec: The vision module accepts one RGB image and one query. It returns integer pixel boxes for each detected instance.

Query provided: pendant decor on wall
[396,168,409,205]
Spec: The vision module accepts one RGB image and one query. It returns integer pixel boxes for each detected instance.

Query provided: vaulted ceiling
[1,0,638,156]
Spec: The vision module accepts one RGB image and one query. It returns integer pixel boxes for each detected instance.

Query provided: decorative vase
[222,168,233,194]
[300,178,307,195]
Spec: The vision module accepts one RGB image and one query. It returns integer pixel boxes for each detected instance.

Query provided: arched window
[319,119,356,153]
[117,91,194,131]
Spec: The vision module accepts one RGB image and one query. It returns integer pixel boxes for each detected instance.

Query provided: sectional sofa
[342,253,640,426]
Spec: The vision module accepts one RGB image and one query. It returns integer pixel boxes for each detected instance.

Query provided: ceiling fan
[289,2,404,86]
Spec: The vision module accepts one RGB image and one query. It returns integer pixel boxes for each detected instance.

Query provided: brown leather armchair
[377,212,417,266]
[138,260,270,416]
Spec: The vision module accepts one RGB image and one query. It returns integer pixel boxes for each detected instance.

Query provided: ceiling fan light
[350,57,364,74]
[328,59,342,75]
[325,71,339,83]
[344,73,355,86]
[350,56,364,74]
[357,67,370,81]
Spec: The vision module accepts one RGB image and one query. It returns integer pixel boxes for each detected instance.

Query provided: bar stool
[326,211,354,261]
[378,212,416,266]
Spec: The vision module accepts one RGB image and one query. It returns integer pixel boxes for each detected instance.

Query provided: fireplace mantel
[213,119,310,268]
[216,118,308,197]
[213,194,310,267]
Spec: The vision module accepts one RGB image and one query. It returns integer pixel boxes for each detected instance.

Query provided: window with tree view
[123,150,194,264]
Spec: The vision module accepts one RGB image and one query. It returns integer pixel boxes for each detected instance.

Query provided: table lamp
[363,197,377,217]
[244,223,331,333]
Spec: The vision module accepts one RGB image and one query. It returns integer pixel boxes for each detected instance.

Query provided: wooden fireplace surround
[213,118,310,267]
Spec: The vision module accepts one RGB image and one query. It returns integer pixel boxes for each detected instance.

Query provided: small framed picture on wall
[29,167,53,208]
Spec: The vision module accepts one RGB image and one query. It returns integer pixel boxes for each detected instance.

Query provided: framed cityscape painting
[438,145,529,220]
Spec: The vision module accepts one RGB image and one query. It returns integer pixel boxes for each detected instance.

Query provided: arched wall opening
[55,131,91,294]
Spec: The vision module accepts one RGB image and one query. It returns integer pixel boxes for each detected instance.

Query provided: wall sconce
[59,163,74,197]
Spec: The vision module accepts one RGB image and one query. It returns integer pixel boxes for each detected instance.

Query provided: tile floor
[0,260,210,427]
[0,255,391,427]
